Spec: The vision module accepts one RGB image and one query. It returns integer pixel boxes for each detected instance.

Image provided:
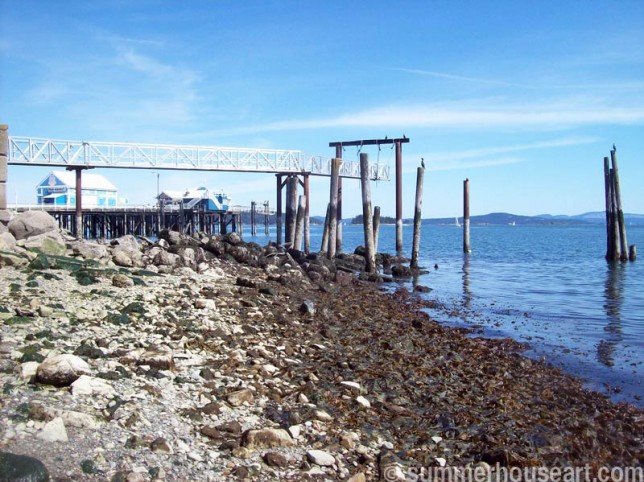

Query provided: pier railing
[8,137,390,180]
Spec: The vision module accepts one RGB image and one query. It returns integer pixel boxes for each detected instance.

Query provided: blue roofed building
[37,170,119,207]
[158,187,231,212]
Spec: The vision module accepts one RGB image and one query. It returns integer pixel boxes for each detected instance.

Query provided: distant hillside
[423,212,644,226]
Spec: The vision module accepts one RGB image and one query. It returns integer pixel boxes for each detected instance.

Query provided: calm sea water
[245,222,644,407]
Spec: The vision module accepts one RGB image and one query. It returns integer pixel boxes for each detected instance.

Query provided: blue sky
[1,0,643,218]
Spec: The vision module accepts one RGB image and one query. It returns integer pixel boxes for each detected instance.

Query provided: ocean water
[244,222,644,407]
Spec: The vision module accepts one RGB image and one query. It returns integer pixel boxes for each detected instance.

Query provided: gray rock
[37,417,68,442]
[0,451,50,482]
[36,354,91,386]
[0,231,16,251]
[138,345,174,370]
[112,274,134,288]
[111,234,140,252]
[227,388,254,407]
[306,449,335,467]
[73,241,109,260]
[8,211,58,241]
[18,232,66,256]
[241,428,295,449]
[153,250,180,267]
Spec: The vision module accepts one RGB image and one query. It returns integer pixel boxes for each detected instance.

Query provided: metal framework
[8,136,390,180]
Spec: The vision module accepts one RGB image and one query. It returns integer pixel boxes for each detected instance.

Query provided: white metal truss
[8,137,390,180]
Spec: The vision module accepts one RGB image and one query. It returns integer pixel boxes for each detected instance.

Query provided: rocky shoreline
[0,212,642,481]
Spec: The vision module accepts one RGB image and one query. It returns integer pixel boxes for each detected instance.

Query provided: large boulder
[0,451,50,482]
[18,232,66,256]
[8,211,58,241]
[73,241,109,260]
[0,231,16,251]
[36,354,91,386]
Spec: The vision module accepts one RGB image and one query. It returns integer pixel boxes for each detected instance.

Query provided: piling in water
[463,178,471,253]
[327,158,340,258]
[360,153,376,273]
[294,195,306,251]
[410,166,425,269]
[372,206,381,254]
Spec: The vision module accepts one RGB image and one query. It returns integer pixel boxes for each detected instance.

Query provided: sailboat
[455,217,461,228]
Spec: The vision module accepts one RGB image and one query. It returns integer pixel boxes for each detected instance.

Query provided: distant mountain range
[421,212,644,226]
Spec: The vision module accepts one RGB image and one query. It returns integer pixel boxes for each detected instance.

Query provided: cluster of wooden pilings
[43,207,242,239]
[604,146,636,262]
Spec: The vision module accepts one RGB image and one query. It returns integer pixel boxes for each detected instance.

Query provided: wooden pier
[11,204,272,239]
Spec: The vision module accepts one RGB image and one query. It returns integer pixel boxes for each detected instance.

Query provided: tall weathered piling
[276,175,283,245]
[320,203,331,253]
[303,175,310,253]
[463,178,471,253]
[604,157,614,259]
[611,147,628,261]
[327,158,340,258]
[285,176,298,247]
[604,146,634,261]
[360,153,376,273]
[251,201,257,236]
[410,165,425,269]
[72,168,84,239]
[0,124,8,214]
[293,195,306,251]
[395,140,403,255]
[373,206,381,254]
[335,145,343,254]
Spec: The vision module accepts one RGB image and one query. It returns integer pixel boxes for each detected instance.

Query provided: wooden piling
[320,203,331,253]
[328,158,340,258]
[0,124,7,212]
[411,166,425,269]
[360,153,376,273]
[463,178,471,253]
[251,201,257,236]
[629,245,637,261]
[74,168,83,239]
[294,195,306,251]
[264,201,270,236]
[303,174,310,254]
[395,140,403,255]
[609,169,621,260]
[604,157,614,260]
[611,147,629,261]
[335,144,343,254]
[373,206,381,254]
[276,175,283,245]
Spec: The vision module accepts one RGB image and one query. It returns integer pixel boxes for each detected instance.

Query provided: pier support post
[264,201,270,236]
[463,178,471,253]
[294,195,306,251]
[395,140,403,255]
[629,245,637,261]
[360,153,376,273]
[328,158,340,258]
[66,166,90,239]
[276,175,283,245]
[320,204,330,253]
[373,206,381,254]
[303,174,310,253]
[609,169,620,260]
[335,145,343,254]
[411,166,425,269]
[251,201,257,236]
[0,124,8,216]
[286,176,298,247]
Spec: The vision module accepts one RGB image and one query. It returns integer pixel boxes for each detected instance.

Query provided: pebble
[306,449,336,467]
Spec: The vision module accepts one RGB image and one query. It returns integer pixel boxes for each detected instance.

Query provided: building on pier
[36,170,119,207]
[158,186,230,213]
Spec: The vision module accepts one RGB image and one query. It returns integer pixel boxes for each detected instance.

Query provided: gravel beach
[0,215,642,481]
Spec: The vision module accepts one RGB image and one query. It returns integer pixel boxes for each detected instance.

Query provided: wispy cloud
[426,157,526,172]
[427,136,598,162]
[392,68,532,88]
[100,35,165,47]
[208,98,644,137]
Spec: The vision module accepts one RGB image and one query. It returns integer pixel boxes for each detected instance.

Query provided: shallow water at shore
[247,223,644,407]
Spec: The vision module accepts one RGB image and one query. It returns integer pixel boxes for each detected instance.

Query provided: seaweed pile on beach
[0,212,642,481]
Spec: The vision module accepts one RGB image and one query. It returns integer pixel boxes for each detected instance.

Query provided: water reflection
[599,263,625,367]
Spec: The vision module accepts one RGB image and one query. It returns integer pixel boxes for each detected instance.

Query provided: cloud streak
[209,98,644,137]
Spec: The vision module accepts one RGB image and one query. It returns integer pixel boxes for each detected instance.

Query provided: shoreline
[0,229,643,480]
